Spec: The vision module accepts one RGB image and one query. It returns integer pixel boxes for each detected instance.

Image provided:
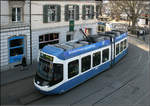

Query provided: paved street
[1,35,150,106]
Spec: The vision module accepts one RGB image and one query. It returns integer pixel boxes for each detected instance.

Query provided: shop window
[39,33,59,49]
[81,55,91,72]
[93,51,101,67]
[116,43,120,55]
[9,36,24,63]
[102,48,109,63]
[10,47,23,56]
[68,60,79,79]
[10,39,23,47]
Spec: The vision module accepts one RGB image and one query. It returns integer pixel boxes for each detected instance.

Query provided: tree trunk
[131,17,137,28]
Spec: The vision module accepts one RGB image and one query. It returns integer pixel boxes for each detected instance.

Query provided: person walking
[21,56,27,71]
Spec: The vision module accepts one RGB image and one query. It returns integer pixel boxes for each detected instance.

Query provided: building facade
[0,0,102,71]
[0,0,31,71]
[31,0,101,62]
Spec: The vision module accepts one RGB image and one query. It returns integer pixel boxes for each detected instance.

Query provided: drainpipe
[30,0,32,64]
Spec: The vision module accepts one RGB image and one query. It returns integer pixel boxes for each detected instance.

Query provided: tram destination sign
[40,53,53,62]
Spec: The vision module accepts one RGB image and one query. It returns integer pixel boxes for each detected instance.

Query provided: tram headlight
[45,85,49,88]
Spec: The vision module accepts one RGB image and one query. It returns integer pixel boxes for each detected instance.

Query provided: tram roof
[41,31,127,60]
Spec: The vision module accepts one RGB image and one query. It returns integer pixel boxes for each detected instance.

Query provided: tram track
[4,36,148,105]
[70,37,148,106]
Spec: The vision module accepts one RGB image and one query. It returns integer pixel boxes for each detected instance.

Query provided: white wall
[0,1,9,26]
[31,1,97,30]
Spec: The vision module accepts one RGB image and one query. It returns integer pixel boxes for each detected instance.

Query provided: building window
[12,7,22,22]
[39,33,59,49]
[81,55,91,72]
[68,60,79,79]
[9,36,24,63]
[65,5,79,21]
[93,51,101,67]
[43,5,61,23]
[102,48,109,63]
[116,43,120,55]
[85,28,92,36]
[66,34,72,42]
[96,5,101,19]
[82,5,94,20]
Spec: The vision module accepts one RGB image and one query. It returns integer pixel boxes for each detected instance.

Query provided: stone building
[0,0,31,71]
[0,0,102,71]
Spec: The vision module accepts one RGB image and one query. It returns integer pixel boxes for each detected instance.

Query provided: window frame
[68,59,79,79]
[102,48,110,63]
[115,43,120,56]
[82,5,94,20]
[39,33,59,49]
[92,51,101,67]
[120,41,124,52]
[12,7,22,22]
[8,36,24,63]
[81,55,91,73]
[47,5,58,22]
[43,5,61,23]
[65,5,79,21]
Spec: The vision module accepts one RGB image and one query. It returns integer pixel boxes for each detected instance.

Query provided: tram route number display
[40,53,53,62]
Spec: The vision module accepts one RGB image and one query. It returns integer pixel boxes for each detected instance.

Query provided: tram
[34,30,128,94]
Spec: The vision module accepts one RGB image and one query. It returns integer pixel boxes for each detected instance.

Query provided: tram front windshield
[38,58,53,81]
[36,57,63,86]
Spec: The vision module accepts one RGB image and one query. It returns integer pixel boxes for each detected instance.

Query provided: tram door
[110,36,115,65]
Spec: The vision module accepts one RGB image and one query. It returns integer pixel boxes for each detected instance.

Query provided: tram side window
[120,41,124,52]
[116,43,120,55]
[123,39,127,49]
[93,51,101,67]
[53,63,63,83]
[68,60,79,79]
[102,48,109,63]
[82,55,91,72]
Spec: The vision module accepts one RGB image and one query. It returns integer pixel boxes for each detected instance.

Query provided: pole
[30,0,32,64]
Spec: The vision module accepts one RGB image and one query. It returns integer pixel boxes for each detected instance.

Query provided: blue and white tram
[34,30,128,94]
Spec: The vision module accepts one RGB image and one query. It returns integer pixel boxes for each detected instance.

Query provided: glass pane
[39,36,44,42]
[93,51,101,67]
[66,35,71,41]
[53,63,63,82]
[38,58,53,81]
[10,39,23,47]
[102,48,109,63]
[124,40,127,49]
[17,8,21,21]
[82,55,91,72]
[45,34,49,41]
[120,41,124,52]
[12,8,16,21]
[10,47,23,56]
[116,44,120,55]
[68,60,79,78]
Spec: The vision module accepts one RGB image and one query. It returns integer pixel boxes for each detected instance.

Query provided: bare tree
[109,0,145,28]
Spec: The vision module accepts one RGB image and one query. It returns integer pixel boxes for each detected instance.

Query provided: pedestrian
[143,34,145,41]
[137,30,139,38]
[21,56,26,71]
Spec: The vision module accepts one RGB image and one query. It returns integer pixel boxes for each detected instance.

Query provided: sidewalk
[0,62,38,86]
